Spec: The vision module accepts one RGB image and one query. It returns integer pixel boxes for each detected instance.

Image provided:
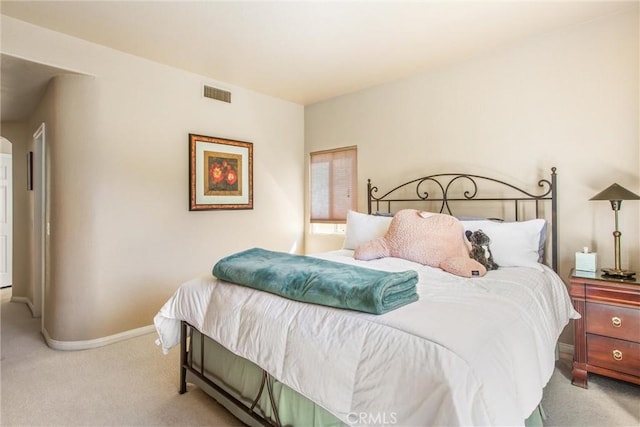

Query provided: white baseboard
[10,296,39,317]
[558,342,574,358]
[10,294,156,351]
[42,324,156,351]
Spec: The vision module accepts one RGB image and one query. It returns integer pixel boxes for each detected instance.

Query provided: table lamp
[590,183,640,278]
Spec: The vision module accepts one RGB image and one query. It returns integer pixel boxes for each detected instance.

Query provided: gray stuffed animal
[465,229,499,271]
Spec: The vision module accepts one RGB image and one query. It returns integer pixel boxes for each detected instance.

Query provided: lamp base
[601,268,636,279]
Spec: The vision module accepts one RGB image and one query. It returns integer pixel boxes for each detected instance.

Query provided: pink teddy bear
[354,209,486,278]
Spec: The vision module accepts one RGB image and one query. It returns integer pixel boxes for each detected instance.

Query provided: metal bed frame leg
[179,321,188,394]
[177,320,280,427]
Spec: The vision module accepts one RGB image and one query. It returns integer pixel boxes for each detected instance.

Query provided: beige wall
[26,74,99,337]
[305,9,639,344]
[0,138,12,154]
[2,16,305,343]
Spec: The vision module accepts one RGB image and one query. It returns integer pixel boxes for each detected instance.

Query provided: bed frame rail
[180,321,281,427]
[367,167,558,271]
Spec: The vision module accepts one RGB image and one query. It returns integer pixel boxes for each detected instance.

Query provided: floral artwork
[189,134,253,210]
[205,153,241,195]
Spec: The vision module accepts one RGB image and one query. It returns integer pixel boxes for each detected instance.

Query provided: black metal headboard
[367,167,558,271]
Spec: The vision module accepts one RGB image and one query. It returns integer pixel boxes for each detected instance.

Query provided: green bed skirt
[188,329,545,426]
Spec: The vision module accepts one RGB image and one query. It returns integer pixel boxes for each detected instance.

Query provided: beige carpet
[0,288,242,427]
[1,287,639,426]
[541,356,639,426]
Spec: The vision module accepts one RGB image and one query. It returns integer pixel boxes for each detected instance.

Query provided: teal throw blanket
[212,248,418,315]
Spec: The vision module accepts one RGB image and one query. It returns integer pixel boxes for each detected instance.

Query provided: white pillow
[461,219,547,270]
[343,210,393,250]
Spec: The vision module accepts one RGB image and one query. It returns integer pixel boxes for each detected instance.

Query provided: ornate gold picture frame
[189,134,253,210]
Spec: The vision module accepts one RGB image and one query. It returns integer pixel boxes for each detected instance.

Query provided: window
[310,146,357,227]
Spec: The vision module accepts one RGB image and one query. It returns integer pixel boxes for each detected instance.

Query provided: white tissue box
[575,252,597,272]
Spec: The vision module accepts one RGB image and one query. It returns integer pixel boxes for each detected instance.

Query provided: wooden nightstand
[569,270,640,388]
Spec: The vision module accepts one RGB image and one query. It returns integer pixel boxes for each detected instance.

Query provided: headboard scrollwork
[366,167,558,271]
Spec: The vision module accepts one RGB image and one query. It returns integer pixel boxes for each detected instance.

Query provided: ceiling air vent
[203,85,231,103]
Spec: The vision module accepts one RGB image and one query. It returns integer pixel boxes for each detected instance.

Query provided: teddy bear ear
[465,230,472,240]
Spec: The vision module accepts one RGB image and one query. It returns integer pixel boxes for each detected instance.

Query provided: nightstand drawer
[587,335,640,377]
[585,302,640,342]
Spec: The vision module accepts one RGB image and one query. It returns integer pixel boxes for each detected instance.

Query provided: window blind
[310,146,357,223]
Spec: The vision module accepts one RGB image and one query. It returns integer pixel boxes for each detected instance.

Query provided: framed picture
[189,134,253,210]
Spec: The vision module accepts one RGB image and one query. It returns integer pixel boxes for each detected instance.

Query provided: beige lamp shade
[590,183,640,201]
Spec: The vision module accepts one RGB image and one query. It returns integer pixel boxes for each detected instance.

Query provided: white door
[0,153,13,287]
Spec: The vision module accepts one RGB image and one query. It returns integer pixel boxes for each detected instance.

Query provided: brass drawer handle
[611,316,622,327]
[612,350,623,361]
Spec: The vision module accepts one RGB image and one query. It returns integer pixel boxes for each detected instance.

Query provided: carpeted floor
[0,288,243,427]
[541,354,639,426]
[1,287,638,426]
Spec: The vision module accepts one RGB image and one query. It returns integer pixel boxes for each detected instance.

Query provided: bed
[154,167,579,427]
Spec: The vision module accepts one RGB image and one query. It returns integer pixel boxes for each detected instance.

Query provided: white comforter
[154,250,579,426]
